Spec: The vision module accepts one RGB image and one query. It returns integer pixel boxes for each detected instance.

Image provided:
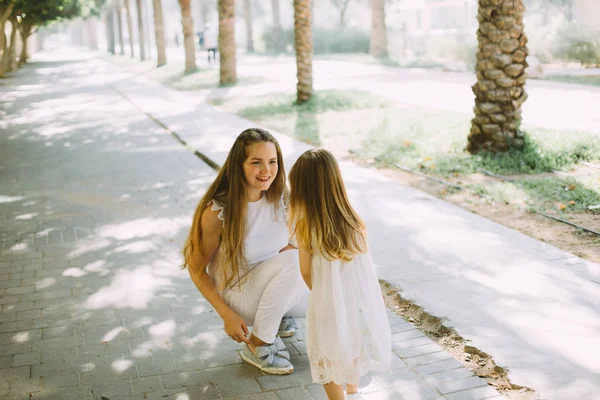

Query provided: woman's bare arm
[187,207,249,343]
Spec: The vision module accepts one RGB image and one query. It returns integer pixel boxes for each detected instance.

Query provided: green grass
[215,90,600,176]
[545,75,600,87]
[237,90,392,118]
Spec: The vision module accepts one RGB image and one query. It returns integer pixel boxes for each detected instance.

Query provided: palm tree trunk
[467,0,528,153]
[135,0,146,60]
[244,0,254,53]
[115,0,125,55]
[218,0,237,84]
[270,0,283,52]
[18,21,32,65]
[123,0,135,57]
[178,0,197,73]
[152,0,167,66]
[293,0,313,103]
[369,0,387,58]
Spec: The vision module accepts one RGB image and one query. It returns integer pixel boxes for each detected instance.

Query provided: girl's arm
[187,207,250,343]
[299,245,312,290]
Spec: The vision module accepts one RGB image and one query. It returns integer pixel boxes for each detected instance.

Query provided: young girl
[183,128,308,375]
[288,149,391,399]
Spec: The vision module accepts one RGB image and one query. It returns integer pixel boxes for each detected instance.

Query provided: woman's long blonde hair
[182,128,286,290]
[288,148,366,261]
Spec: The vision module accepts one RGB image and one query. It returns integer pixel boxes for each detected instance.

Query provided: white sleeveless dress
[306,247,391,385]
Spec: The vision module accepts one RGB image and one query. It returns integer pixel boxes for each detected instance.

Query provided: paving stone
[131,376,163,394]
[404,351,454,367]
[305,383,328,400]
[12,351,41,366]
[392,329,427,342]
[434,376,490,394]
[160,370,204,389]
[275,387,314,400]
[41,373,80,389]
[444,385,503,400]
[7,377,42,395]
[423,367,476,385]
[394,342,446,359]
[374,367,424,389]
[0,366,31,382]
[2,301,35,313]
[392,336,436,350]
[90,378,134,399]
[31,334,82,351]
[223,393,278,400]
[415,358,465,375]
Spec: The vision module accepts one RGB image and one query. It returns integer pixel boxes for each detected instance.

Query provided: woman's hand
[279,244,296,253]
[223,311,250,343]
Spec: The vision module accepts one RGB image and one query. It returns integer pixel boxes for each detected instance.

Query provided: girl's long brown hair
[182,128,286,291]
[288,148,366,261]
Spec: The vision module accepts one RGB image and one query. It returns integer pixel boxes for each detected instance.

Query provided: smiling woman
[182,128,308,375]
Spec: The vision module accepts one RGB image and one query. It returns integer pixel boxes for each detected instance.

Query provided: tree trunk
[218,0,236,84]
[270,0,283,52]
[106,9,116,54]
[243,0,254,53]
[135,0,146,60]
[5,17,18,72]
[178,0,197,73]
[18,21,32,65]
[152,0,167,66]
[370,0,388,58]
[293,0,313,103]
[1,3,16,56]
[467,0,529,153]
[143,0,152,59]
[87,18,99,50]
[115,0,125,55]
[123,0,135,57]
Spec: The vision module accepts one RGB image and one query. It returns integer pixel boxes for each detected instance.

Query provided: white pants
[222,250,309,343]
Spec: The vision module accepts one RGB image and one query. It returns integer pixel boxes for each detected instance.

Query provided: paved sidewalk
[108,53,600,399]
[0,51,504,400]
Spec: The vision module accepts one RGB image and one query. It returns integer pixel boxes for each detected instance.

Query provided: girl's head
[288,148,366,261]
[183,128,286,290]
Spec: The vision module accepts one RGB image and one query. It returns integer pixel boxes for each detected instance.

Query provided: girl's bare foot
[247,334,267,354]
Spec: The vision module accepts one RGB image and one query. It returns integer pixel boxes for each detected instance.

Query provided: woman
[183,128,308,375]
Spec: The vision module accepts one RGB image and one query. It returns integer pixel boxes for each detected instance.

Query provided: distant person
[174,33,179,48]
[204,25,218,64]
[197,31,205,50]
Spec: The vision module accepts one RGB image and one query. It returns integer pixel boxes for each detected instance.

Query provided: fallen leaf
[430,164,436,169]
[403,141,411,146]
[568,200,576,205]
[144,393,148,399]
[424,157,432,162]
[453,172,460,177]
[440,189,448,195]
[557,203,566,210]
[566,185,576,191]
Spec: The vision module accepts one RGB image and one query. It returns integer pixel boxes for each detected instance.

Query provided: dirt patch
[380,281,540,400]
[376,167,600,263]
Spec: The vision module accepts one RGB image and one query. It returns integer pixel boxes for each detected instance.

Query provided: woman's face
[243,141,279,199]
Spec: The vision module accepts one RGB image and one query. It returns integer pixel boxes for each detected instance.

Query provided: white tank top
[208,194,291,290]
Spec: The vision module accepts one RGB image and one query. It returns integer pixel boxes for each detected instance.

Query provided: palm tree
[467,0,529,153]
[178,0,197,73]
[369,0,387,58]
[243,0,254,53]
[293,0,312,103]
[123,0,135,57]
[152,0,167,66]
[114,0,125,55]
[135,0,146,60]
[218,0,236,84]
[270,0,283,52]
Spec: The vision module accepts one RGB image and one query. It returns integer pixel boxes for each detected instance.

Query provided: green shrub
[260,26,369,54]
[553,24,600,66]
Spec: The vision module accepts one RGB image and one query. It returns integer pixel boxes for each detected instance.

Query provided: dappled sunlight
[35,277,56,290]
[15,212,38,220]
[98,217,189,240]
[0,195,25,203]
[67,239,111,259]
[84,265,173,309]
[109,240,156,255]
